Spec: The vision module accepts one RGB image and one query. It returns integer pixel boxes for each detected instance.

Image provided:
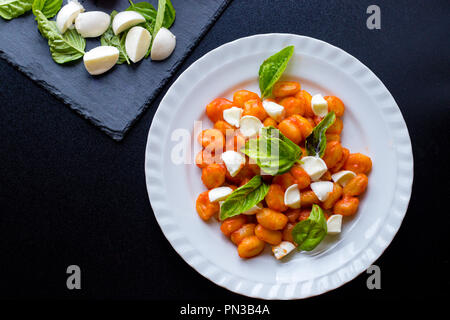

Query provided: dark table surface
[0,0,449,306]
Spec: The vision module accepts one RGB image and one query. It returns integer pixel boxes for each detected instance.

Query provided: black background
[0,0,449,309]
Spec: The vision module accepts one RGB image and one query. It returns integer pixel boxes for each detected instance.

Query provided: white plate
[144,34,413,299]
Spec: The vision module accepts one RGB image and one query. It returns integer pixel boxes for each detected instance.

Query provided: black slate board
[0,0,230,140]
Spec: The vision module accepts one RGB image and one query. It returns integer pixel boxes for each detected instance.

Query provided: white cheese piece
[327,214,343,235]
[239,115,263,137]
[125,26,151,63]
[75,11,110,38]
[56,0,85,34]
[262,100,285,122]
[83,46,119,75]
[223,107,242,128]
[242,203,263,215]
[221,151,245,177]
[208,187,233,202]
[284,184,300,209]
[300,156,328,181]
[331,170,356,187]
[311,94,329,117]
[112,11,145,35]
[310,181,334,201]
[151,27,176,61]
[272,241,296,260]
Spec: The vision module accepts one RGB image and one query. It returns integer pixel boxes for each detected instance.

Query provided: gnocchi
[195,80,371,259]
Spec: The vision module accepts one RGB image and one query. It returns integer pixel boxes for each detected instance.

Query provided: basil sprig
[291,204,327,251]
[305,111,336,157]
[220,175,269,220]
[35,10,85,64]
[258,45,294,98]
[241,126,302,176]
[32,0,61,18]
[0,0,32,20]
[101,11,130,65]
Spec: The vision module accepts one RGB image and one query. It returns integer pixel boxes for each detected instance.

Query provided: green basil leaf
[305,111,335,157]
[291,204,327,251]
[35,10,85,64]
[220,175,269,220]
[100,11,130,65]
[152,0,165,39]
[263,126,301,154]
[0,0,33,20]
[258,45,294,98]
[162,0,175,28]
[126,0,157,23]
[152,0,175,38]
[242,126,302,175]
[32,0,61,18]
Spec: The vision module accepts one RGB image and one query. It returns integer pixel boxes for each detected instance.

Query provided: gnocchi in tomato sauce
[195,80,371,260]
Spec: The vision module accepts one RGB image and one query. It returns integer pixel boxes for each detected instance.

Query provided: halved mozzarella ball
[331,170,356,187]
[75,11,110,38]
[311,94,328,117]
[221,151,245,177]
[272,241,296,260]
[262,100,284,122]
[151,27,176,61]
[83,46,119,75]
[284,184,300,209]
[112,11,145,35]
[125,26,151,63]
[223,107,242,127]
[327,214,343,234]
[239,115,262,137]
[310,181,334,201]
[242,203,263,215]
[56,0,85,34]
[300,156,328,181]
[208,187,233,202]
